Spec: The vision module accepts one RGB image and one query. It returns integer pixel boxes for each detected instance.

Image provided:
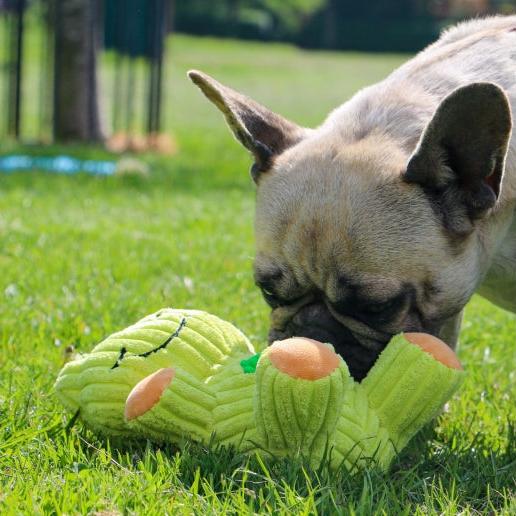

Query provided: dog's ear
[188,70,308,182]
[404,82,512,235]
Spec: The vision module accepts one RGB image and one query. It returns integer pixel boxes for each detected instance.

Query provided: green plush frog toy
[55,308,464,471]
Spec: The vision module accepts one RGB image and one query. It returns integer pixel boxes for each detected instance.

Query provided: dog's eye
[259,286,303,309]
[363,298,398,315]
[262,287,274,297]
[260,287,282,308]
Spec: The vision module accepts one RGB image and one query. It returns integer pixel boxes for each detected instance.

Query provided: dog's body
[190,16,516,379]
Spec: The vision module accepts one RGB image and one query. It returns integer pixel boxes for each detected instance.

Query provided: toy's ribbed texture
[210,360,258,447]
[332,384,394,470]
[255,347,352,462]
[361,334,465,449]
[127,365,217,442]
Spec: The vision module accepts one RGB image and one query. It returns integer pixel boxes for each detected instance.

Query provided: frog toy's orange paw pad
[125,367,175,421]
[266,337,341,380]
[404,333,462,370]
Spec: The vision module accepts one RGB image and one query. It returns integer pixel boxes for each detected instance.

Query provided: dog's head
[189,71,512,379]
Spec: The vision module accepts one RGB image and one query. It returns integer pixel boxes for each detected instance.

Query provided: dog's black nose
[269,302,384,381]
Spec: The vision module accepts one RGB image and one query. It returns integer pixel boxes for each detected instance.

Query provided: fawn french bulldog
[189,16,516,379]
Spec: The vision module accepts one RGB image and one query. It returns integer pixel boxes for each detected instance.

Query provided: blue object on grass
[0,155,117,176]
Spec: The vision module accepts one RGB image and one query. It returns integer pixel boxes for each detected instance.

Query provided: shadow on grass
[65,418,515,513]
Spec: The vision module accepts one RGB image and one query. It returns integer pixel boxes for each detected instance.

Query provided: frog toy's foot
[55,308,256,442]
[254,337,354,463]
[333,332,465,471]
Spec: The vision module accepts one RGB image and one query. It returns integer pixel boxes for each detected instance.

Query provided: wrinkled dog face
[189,71,511,380]
[253,140,480,379]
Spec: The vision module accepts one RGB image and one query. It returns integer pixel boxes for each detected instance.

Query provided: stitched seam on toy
[308,380,332,454]
[289,382,302,439]
[363,341,406,394]
[178,326,226,365]
[302,383,316,449]
[110,347,127,369]
[397,359,432,435]
[138,317,187,357]
[272,372,288,449]
[374,357,415,418]
[110,317,187,369]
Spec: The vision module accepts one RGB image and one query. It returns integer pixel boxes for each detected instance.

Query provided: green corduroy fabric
[55,308,465,471]
[254,350,353,464]
[361,333,465,450]
[55,309,255,440]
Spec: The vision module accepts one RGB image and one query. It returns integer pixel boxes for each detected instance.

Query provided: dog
[189,16,516,380]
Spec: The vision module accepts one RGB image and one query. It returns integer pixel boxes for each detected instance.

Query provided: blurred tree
[168,0,516,51]
[261,0,325,33]
[175,0,324,41]
[53,0,103,142]
[174,0,441,50]
[299,0,441,51]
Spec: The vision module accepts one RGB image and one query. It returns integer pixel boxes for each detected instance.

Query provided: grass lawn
[1,34,515,514]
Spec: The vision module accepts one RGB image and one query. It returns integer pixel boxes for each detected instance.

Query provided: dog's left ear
[404,82,512,235]
[188,70,309,183]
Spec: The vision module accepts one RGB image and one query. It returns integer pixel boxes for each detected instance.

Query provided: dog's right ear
[188,70,309,182]
[404,82,512,235]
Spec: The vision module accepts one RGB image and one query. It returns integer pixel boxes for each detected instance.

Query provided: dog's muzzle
[268,302,386,381]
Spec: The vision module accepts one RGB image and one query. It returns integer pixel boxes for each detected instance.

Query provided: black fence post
[7,0,24,139]
[147,0,167,134]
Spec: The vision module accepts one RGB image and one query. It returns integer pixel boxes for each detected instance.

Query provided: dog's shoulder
[394,15,516,81]
[322,15,516,158]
